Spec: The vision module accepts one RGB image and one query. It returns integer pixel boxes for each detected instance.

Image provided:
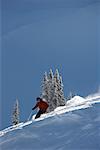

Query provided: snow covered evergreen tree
[41,70,53,112]
[41,72,49,100]
[41,69,65,112]
[47,69,55,111]
[12,99,20,125]
[58,76,66,106]
[52,69,60,108]
[52,76,59,109]
[53,69,65,107]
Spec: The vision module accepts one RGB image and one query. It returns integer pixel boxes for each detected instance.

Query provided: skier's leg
[35,110,42,119]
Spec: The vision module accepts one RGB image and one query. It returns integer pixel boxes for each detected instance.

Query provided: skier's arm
[32,103,38,110]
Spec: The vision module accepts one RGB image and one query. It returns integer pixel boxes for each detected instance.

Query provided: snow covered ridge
[0,94,100,137]
[32,95,100,121]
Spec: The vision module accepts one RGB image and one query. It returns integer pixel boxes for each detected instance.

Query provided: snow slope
[0,94,100,150]
[31,95,100,121]
[0,95,100,139]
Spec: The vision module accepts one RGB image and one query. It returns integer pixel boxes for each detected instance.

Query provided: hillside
[0,94,100,150]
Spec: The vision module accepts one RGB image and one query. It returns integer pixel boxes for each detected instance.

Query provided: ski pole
[27,111,33,121]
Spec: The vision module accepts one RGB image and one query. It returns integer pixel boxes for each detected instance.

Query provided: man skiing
[32,97,49,119]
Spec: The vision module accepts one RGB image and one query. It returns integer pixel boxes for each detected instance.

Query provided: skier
[32,97,49,119]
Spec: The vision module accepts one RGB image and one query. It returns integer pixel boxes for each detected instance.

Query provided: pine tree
[41,70,53,112]
[52,69,60,108]
[46,69,54,112]
[53,69,65,107]
[41,69,65,112]
[58,76,66,106]
[41,72,49,100]
[52,76,59,109]
[12,99,20,125]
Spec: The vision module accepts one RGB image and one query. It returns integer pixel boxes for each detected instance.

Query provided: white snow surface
[0,94,100,137]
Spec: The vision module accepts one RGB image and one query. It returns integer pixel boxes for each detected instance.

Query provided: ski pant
[35,109,46,119]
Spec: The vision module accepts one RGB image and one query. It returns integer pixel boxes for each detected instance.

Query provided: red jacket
[33,100,49,110]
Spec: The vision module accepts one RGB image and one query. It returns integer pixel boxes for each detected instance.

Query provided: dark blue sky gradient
[1,0,100,129]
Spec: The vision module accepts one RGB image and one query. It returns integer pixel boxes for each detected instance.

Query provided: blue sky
[1,0,100,129]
